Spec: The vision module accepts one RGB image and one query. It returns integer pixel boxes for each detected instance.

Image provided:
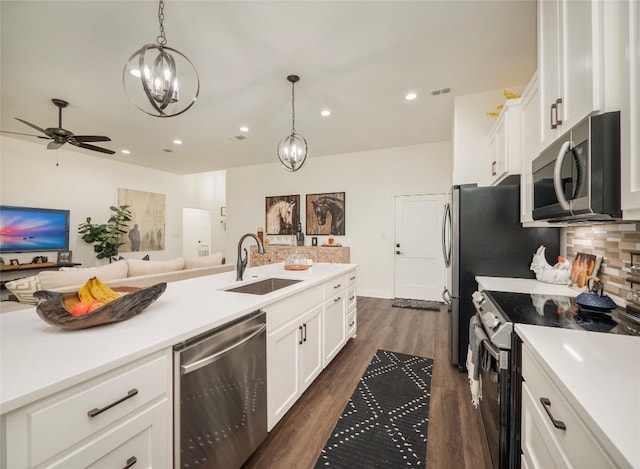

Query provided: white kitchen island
[0,262,357,467]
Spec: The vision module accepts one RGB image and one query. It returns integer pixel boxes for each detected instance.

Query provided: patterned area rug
[315,350,434,468]
[392,298,441,311]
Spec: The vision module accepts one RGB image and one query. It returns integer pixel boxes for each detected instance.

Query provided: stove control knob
[472,291,485,306]
[482,312,499,329]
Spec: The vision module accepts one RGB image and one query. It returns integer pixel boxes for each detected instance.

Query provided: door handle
[555,98,563,126]
[553,140,573,211]
[299,325,303,345]
[303,323,307,342]
[88,389,138,418]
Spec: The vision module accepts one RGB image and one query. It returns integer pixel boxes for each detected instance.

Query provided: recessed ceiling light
[173,139,182,145]
[321,109,331,117]
[405,92,418,101]
[121,149,131,155]
[239,126,249,132]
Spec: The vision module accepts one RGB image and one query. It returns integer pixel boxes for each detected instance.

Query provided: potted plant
[78,205,132,262]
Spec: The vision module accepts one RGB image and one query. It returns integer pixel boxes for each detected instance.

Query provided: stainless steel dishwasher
[173,310,267,469]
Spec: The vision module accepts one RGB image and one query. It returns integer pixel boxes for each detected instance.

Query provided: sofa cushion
[184,252,224,269]
[126,257,185,277]
[40,259,129,290]
[4,275,41,305]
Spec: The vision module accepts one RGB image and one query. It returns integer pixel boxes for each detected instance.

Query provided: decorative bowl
[33,283,167,330]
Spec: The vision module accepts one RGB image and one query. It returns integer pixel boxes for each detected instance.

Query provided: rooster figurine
[530,245,572,284]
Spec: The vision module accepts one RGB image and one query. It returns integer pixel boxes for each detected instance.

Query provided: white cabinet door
[323,294,346,367]
[521,73,539,223]
[622,1,640,219]
[488,99,522,186]
[539,0,602,149]
[299,305,323,391]
[267,320,300,429]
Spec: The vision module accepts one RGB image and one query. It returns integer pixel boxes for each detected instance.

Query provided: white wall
[226,142,452,298]
[0,136,225,266]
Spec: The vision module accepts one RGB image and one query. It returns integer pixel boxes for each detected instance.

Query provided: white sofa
[1,253,233,313]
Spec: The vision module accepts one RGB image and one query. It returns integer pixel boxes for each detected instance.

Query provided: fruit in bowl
[34,277,167,330]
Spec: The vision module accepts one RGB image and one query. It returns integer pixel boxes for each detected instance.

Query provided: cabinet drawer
[324,275,347,298]
[346,270,357,287]
[347,286,357,311]
[522,346,616,468]
[47,398,169,469]
[265,285,323,331]
[5,350,170,467]
[346,310,357,337]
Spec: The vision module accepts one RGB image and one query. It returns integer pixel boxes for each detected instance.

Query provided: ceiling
[0,1,537,175]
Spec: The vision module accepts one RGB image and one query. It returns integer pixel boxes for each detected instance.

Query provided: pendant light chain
[291,80,296,134]
[157,0,167,46]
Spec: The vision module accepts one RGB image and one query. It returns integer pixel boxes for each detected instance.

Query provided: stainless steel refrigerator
[443,184,561,370]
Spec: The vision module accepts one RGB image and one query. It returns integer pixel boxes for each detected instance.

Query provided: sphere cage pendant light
[277,75,308,171]
[123,0,200,117]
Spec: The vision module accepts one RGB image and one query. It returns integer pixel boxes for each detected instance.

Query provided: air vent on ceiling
[431,87,451,96]
[230,135,247,141]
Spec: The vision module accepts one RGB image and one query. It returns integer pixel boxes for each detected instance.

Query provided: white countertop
[515,324,640,469]
[0,262,356,414]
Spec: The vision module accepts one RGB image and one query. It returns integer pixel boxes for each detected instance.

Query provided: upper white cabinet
[621,0,640,219]
[520,73,540,223]
[488,98,522,186]
[538,0,602,150]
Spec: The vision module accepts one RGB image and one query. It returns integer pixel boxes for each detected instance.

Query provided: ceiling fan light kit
[277,74,308,172]
[123,0,199,118]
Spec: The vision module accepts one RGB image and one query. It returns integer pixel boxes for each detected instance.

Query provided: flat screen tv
[0,205,70,253]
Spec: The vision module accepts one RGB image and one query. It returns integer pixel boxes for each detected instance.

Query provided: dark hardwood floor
[244,296,492,469]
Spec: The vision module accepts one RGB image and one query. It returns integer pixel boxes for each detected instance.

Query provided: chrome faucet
[236,233,265,281]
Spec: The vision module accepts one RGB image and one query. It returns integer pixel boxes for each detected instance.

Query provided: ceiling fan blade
[70,141,116,155]
[47,140,64,150]
[15,118,53,137]
[72,135,112,143]
[0,130,51,139]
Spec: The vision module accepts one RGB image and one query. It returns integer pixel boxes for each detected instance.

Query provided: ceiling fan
[1,98,115,155]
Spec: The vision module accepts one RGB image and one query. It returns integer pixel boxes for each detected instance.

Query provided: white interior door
[182,208,211,257]
[394,194,446,301]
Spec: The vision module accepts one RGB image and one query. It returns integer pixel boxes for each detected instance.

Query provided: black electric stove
[473,289,640,469]
[473,290,639,349]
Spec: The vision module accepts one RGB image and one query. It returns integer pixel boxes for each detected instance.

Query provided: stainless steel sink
[224,278,302,295]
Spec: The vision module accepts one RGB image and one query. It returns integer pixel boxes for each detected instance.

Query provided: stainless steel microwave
[532,111,621,222]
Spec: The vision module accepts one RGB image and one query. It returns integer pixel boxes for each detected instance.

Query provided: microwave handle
[553,140,573,211]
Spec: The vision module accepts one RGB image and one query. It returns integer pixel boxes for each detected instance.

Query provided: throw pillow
[126,257,185,277]
[184,252,224,269]
[40,259,129,290]
[4,275,42,304]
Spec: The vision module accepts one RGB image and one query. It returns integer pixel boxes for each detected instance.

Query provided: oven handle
[481,339,500,360]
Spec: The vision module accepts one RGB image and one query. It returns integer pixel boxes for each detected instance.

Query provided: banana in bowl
[33,277,167,330]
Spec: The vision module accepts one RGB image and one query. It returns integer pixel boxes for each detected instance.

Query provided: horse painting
[308,194,345,235]
[266,200,297,234]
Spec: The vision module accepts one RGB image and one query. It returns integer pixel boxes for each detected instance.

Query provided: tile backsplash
[565,223,639,299]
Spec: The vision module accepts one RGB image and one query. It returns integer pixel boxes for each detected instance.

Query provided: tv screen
[0,205,70,253]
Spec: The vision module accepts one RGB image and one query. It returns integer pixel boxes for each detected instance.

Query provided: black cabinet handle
[298,325,303,345]
[333,283,342,289]
[350,276,356,281]
[334,296,342,303]
[88,389,138,418]
[303,323,307,342]
[122,456,137,469]
[491,161,497,176]
[349,321,355,327]
[540,397,566,431]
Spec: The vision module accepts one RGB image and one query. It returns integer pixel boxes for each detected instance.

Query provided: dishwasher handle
[181,323,266,375]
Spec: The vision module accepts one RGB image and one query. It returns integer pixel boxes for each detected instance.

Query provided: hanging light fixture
[277,75,308,171]
[123,0,199,117]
